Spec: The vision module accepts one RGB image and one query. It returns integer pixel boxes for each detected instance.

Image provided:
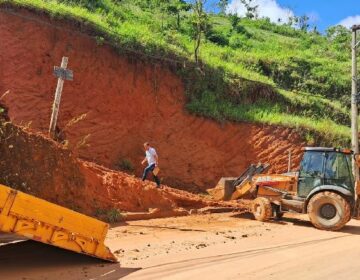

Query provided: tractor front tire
[252,197,272,222]
[307,191,351,231]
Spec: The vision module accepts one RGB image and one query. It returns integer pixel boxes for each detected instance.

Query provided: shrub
[95,208,123,223]
[116,158,135,172]
[229,34,250,49]
[106,208,122,223]
[205,28,229,46]
[57,0,110,11]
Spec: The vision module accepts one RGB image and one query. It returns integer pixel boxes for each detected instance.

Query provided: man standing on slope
[141,142,161,188]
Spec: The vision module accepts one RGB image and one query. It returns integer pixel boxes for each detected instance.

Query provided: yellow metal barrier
[0,184,117,262]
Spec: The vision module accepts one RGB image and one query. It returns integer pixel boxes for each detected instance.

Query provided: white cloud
[227,0,294,24]
[339,15,360,29]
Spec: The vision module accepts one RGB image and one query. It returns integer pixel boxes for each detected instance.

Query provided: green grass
[187,90,350,145]
[0,0,354,145]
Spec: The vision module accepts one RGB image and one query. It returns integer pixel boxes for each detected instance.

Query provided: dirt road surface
[2,213,360,279]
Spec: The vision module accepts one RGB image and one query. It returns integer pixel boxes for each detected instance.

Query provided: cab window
[299,151,324,177]
[324,152,353,188]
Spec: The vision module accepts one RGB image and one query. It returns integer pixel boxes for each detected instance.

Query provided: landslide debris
[0,122,241,220]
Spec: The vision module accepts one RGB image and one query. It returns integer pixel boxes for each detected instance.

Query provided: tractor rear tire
[252,197,273,222]
[307,191,351,231]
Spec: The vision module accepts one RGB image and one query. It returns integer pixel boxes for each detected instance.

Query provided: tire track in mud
[126,235,351,280]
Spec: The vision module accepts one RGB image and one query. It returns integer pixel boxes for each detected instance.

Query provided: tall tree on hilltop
[287,15,297,27]
[217,0,229,15]
[154,0,168,31]
[191,0,209,64]
[312,25,320,35]
[229,13,241,30]
[167,0,191,29]
[298,15,310,32]
[240,0,258,19]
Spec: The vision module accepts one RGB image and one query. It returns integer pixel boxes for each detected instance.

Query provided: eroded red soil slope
[0,122,231,219]
[0,7,305,191]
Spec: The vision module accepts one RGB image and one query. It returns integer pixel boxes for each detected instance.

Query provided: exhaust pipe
[288,150,292,172]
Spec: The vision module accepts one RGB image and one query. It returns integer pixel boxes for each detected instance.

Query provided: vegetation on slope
[0,0,354,145]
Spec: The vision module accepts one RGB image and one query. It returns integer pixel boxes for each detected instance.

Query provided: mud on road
[2,212,360,280]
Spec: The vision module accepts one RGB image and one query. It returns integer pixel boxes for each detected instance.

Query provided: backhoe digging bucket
[0,184,117,262]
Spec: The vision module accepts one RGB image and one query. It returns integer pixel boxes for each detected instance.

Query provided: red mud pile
[0,7,306,192]
[0,122,236,219]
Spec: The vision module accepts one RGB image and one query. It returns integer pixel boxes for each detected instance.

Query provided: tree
[298,15,310,32]
[326,25,351,43]
[167,0,191,29]
[240,0,258,19]
[153,0,169,31]
[326,25,351,50]
[217,0,229,15]
[287,15,297,27]
[229,13,241,30]
[312,25,320,35]
[191,0,209,64]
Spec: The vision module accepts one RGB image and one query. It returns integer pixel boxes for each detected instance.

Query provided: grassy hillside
[1,0,354,145]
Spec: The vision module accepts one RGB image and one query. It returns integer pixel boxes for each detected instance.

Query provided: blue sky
[205,0,360,32]
[277,0,360,31]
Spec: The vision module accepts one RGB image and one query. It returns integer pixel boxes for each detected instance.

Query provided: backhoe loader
[209,147,360,231]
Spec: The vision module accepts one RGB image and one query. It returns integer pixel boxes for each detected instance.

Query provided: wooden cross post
[49,57,73,139]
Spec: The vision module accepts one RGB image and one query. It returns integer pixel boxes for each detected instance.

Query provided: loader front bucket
[208,163,270,201]
[208,177,238,201]
[0,184,117,262]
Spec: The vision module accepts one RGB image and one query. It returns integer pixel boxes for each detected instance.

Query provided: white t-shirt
[146,147,157,166]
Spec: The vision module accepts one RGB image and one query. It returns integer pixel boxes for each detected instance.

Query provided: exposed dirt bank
[0,122,239,219]
[0,7,305,191]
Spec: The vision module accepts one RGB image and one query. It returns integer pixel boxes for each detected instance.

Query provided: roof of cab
[304,147,353,154]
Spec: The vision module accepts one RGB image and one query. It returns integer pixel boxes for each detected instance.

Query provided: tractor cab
[297,147,354,198]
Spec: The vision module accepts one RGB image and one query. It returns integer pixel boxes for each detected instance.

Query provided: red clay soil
[0,122,236,219]
[0,7,305,192]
